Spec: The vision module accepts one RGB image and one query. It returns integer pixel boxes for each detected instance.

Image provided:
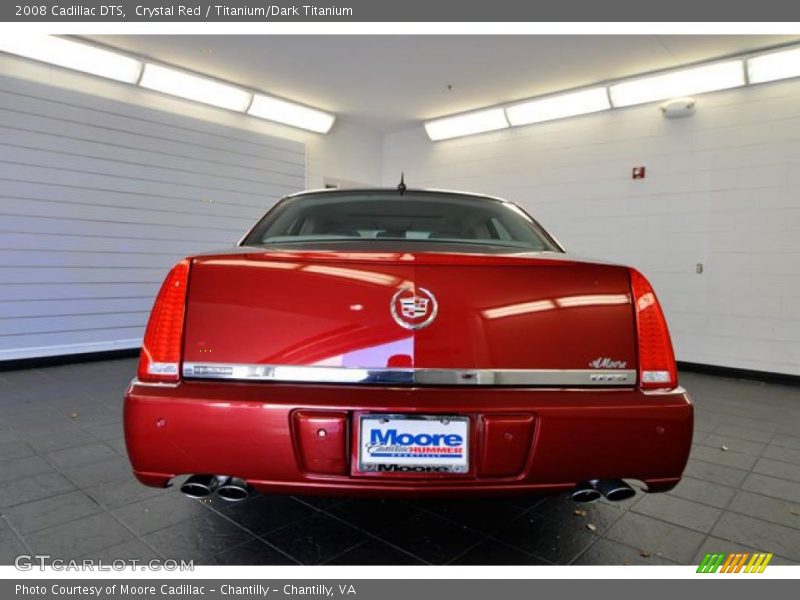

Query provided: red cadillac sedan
[124,188,693,504]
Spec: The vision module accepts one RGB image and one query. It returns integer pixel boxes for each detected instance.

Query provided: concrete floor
[1,358,798,565]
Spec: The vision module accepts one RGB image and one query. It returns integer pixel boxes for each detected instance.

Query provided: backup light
[424,108,509,141]
[139,64,252,112]
[248,94,335,133]
[0,35,142,83]
[747,46,800,84]
[629,269,678,390]
[506,87,610,126]
[138,259,191,383]
[609,61,745,107]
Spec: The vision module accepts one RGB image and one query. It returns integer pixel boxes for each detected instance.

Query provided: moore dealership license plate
[358,415,469,474]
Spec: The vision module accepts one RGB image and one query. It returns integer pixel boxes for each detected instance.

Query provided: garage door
[0,74,306,361]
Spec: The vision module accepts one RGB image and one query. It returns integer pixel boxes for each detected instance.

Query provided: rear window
[242,191,559,252]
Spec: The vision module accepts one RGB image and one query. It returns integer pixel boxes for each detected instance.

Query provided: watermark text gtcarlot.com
[14,555,194,571]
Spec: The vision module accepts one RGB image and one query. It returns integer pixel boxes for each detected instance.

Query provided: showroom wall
[0,55,383,360]
[382,80,800,376]
[3,50,799,376]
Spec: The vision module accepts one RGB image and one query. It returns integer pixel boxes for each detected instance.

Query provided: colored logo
[400,296,429,319]
[696,552,773,573]
[390,287,438,330]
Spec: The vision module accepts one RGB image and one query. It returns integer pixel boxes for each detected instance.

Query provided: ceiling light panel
[609,60,745,108]
[424,108,509,141]
[506,86,610,126]
[748,46,800,84]
[139,64,252,112]
[248,94,335,133]
[0,35,142,83]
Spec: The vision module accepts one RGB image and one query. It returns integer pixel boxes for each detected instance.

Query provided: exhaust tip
[180,474,223,499]
[216,477,249,502]
[595,479,636,502]
[570,481,601,503]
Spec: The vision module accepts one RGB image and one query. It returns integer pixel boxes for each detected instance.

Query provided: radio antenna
[397,172,406,195]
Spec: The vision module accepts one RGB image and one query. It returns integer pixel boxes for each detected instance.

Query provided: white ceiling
[86,35,799,133]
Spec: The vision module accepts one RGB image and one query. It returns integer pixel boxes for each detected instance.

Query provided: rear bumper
[123,380,693,497]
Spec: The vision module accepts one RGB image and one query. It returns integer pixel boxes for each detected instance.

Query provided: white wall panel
[0,74,306,360]
[0,52,384,191]
[383,80,800,376]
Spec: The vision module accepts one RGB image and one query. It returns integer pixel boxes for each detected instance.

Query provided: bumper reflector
[479,414,535,477]
[292,411,348,475]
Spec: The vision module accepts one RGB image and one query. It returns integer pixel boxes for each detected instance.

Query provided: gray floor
[1,359,798,565]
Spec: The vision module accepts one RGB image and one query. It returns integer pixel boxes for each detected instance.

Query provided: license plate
[358,414,469,474]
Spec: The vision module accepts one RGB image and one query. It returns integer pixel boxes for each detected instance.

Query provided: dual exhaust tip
[182,474,632,504]
[570,479,636,503]
[180,474,250,502]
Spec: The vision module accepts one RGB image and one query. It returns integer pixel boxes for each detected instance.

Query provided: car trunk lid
[181,249,636,379]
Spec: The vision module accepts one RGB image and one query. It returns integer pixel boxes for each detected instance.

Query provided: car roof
[282,187,513,205]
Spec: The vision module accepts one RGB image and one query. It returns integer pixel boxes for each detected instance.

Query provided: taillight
[138,259,190,382]
[629,268,678,390]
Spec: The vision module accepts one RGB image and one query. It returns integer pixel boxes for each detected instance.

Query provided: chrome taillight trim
[182,363,636,386]
[129,378,180,388]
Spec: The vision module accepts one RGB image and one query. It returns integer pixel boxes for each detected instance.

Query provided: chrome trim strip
[182,363,636,386]
[129,378,180,388]
[643,385,687,396]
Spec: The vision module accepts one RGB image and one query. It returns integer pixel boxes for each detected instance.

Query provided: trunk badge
[589,357,628,369]
[391,287,438,330]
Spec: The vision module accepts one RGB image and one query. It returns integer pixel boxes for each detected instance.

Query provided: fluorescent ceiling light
[506,86,610,126]
[748,46,800,84]
[609,60,745,107]
[0,35,142,83]
[139,64,252,112]
[248,94,335,133]
[303,265,398,286]
[482,300,556,320]
[556,294,629,308]
[425,108,509,141]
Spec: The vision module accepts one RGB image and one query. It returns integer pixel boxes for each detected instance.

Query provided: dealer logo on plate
[390,286,438,330]
[360,416,469,473]
[366,428,464,460]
